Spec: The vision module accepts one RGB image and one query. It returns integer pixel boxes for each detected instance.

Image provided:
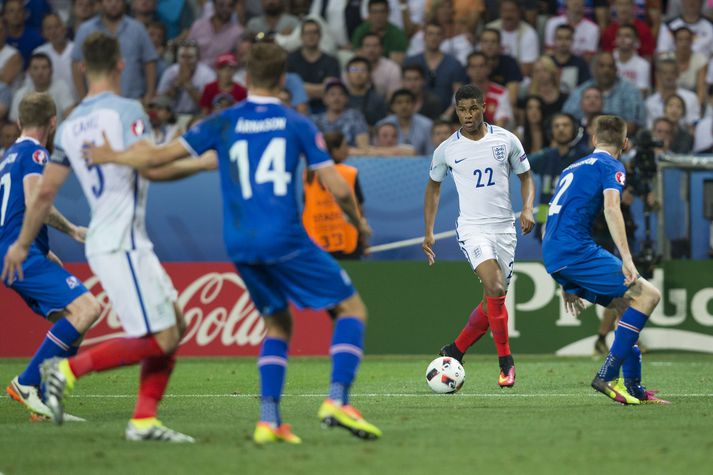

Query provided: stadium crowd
[1,0,712,257]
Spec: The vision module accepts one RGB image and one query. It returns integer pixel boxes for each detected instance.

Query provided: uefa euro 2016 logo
[492,145,506,162]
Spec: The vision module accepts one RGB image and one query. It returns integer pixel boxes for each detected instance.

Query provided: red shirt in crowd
[600,19,656,57]
[199,82,247,111]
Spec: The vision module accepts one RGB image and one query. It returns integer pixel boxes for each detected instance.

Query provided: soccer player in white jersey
[423,84,535,387]
[2,32,196,442]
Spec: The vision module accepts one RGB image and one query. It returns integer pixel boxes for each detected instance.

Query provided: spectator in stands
[360,0,423,38]
[157,40,216,115]
[600,0,656,57]
[309,0,364,50]
[580,85,603,126]
[4,0,45,68]
[352,0,408,64]
[187,0,243,70]
[0,21,22,94]
[465,51,511,128]
[344,56,388,126]
[147,95,182,145]
[199,53,246,116]
[404,22,465,115]
[693,114,713,152]
[406,0,474,67]
[672,27,708,107]
[130,0,158,29]
[613,24,651,96]
[211,92,236,112]
[563,52,645,129]
[486,0,539,77]
[645,57,700,128]
[69,0,98,39]
[9,52,75,122]
[246,0,300,36]
[0,120,19,154]
[18,0,51,31]
[526,56,568,124]
[34,13,77,101]
[376,88,434,155]
[545,0,601,61]
[528,113,589,240]
[312,79,370,150]
[657,0,713,58]
[275,12,336,55]
[430,119,452,148]
[652,115,693,154]
[72,0,158,101]
[147,21,169,79]
[372,122,416,155]
[287,19,340,113]
[401,64,442,120]
[359,32,401,100]
[478,28,522,110]
[518,95,546,154]
[549,23,591,93]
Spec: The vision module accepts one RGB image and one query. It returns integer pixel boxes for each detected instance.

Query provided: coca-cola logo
[82,272,266,348]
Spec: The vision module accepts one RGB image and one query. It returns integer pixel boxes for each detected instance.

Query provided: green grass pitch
[1,354,712,475]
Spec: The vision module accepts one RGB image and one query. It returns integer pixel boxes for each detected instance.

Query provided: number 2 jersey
[180,95,333,264]
[429,124,531,237]
[51,92,153,257]
[0,138,51,257]
[542,150,626,272]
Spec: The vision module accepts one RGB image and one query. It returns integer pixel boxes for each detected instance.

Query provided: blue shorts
[234,244,356,316]
[550,247,629,307]
[6,252,88,318]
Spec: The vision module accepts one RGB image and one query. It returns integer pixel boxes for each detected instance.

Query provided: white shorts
[458,232,517,291]
[88,249,178,337]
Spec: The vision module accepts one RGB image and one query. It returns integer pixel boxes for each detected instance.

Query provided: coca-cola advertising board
[0,263,332,357]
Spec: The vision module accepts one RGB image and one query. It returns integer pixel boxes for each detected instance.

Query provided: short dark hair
[82,32,121,75]
[360,32,382,47]
[347,56,371,72]
[431,119,451,131]
[454,84,484,104]
[555,23,575,36]
[301,19,320,34]
[618,23,639,38]
[247,42,287,90]
[582,85,602,96]
[324,130,346,153]
[466,51,488,65]
[480,28,501,42]
[368,0,389,11]
[673,26,694,38]
[29,52,52,69]
[652,116,674,129]
[18,92,56,129]
[390,88,416,104]
[593,115,627,148]
[402,63,425,78]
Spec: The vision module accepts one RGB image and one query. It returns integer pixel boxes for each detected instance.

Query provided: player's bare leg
[253,308,301,444]
[592,278,662,405]
[8,292,100,422]
[475,259,515,388]
[319,293,381,440]
[594,306,617,356]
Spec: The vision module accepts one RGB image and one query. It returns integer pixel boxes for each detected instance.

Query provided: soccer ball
[425,356,465,394]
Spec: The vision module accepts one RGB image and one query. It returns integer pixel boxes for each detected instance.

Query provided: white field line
[48,393,713,398]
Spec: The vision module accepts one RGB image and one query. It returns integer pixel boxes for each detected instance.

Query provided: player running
[542,115,668,405]
[2,33,195,441]
[83,42,381,444]
[1,92,100,421]
[423,84,535,388]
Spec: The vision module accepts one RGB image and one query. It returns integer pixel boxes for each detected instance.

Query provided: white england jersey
[429,124,530,236]
[51,92,152,257]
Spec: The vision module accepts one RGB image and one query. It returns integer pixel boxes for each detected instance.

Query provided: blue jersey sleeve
[294,116,333,169]
[21,146,49,176]
[600,159,626,194]
[180,113,222,157]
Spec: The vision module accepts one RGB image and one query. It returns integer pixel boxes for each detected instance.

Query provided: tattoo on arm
[45,206,75,236]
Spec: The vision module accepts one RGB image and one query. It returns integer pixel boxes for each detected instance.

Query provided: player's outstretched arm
[23,174,85,242]
[518,170,535,235]
[2,163,71,283]
[603,189,639,285]
[315,165,371,238]
[85,131,191,170]
[423,179,441,266]
[140,151,218,182]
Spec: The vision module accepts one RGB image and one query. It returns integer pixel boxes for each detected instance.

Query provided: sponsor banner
[0,263,332,357]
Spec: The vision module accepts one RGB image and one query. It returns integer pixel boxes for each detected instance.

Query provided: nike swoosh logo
[12,381,30,400]
[454,158,467,164]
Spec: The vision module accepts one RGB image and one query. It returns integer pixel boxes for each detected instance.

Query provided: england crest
[492,144,506,162]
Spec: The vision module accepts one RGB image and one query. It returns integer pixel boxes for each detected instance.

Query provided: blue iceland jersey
[0,138,51,257]
[181,95,333,263]
[542,150,626,272]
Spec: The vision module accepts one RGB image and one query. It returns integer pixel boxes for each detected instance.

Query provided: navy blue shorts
[6,252,88,318]
[234,244,356,316]
[550,247,629,307]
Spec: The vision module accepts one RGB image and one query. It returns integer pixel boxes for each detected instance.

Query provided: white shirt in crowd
[34,41,77,101]
[544,15,600,57]
[644,87,701,128]
[486,19,540,68]
[157,63,216,115]
[406,32,473,66]
[657,16,713,58]
[614,50,651,92]
[693,116,713,152]
[9,79,75,123]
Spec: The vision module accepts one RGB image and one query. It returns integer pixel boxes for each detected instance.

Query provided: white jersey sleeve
[429,138,450,182]
[507,131,530,175]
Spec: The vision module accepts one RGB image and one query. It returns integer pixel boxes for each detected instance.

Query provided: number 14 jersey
[429,124,530,235]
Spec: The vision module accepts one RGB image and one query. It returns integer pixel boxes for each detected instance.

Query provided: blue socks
[18,318,80,386]
[598,308,648,381]
[258,337,288,426]
[329,317,365,405]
